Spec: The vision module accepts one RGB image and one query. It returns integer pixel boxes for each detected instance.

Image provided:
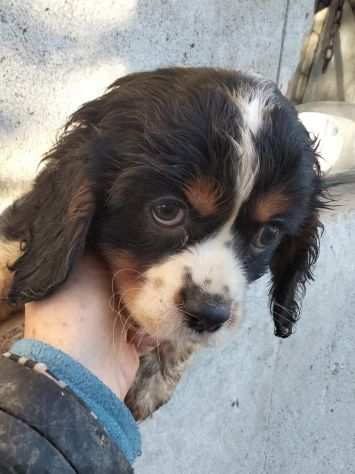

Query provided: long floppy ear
[269,212,323,338]
[2,154,95,305]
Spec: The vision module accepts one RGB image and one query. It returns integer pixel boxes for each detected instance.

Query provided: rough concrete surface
[4,2,353,474]
[0,0,312,209]
[277,0,314,92]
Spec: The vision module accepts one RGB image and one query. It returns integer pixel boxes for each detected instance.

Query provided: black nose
[184,300,231,333]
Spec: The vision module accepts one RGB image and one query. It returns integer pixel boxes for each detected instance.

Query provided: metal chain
[322,0,345,72]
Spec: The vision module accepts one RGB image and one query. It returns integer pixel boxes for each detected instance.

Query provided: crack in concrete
[276,0,291,85]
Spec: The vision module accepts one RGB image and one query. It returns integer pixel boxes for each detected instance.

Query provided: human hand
[24,255,140,400]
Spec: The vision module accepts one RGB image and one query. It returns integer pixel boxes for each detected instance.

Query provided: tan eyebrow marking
[184,176,223,217]
[254,191,290,223]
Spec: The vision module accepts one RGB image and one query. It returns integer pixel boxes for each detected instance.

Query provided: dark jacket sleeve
[0,356,134,473]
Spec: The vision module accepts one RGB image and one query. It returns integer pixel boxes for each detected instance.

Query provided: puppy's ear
[3,157,95,305]
[269,213,322,338]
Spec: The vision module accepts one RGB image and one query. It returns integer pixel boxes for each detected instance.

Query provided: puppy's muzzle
[181,284,231,333]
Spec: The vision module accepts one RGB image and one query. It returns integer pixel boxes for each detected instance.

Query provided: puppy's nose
[183,296,231,333]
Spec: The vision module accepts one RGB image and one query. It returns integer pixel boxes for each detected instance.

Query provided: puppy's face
[89,69,323,342]
[102,178,247,342]
[5,68,325,341]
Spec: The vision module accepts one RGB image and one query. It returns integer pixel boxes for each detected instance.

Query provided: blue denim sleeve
[10,339,141,464]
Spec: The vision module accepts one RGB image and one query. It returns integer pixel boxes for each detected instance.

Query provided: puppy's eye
[151,199,186,227]
[253,223,282,250]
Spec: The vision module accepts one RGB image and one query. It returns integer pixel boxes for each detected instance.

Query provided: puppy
[0,67,338,419]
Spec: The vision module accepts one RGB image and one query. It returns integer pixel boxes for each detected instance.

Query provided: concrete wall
[0,0,312,208]
[4,2,353,474]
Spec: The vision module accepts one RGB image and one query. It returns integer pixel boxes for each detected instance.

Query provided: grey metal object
[297,101,355,174]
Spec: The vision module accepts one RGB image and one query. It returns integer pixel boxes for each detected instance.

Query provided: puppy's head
[4,68,326,341]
